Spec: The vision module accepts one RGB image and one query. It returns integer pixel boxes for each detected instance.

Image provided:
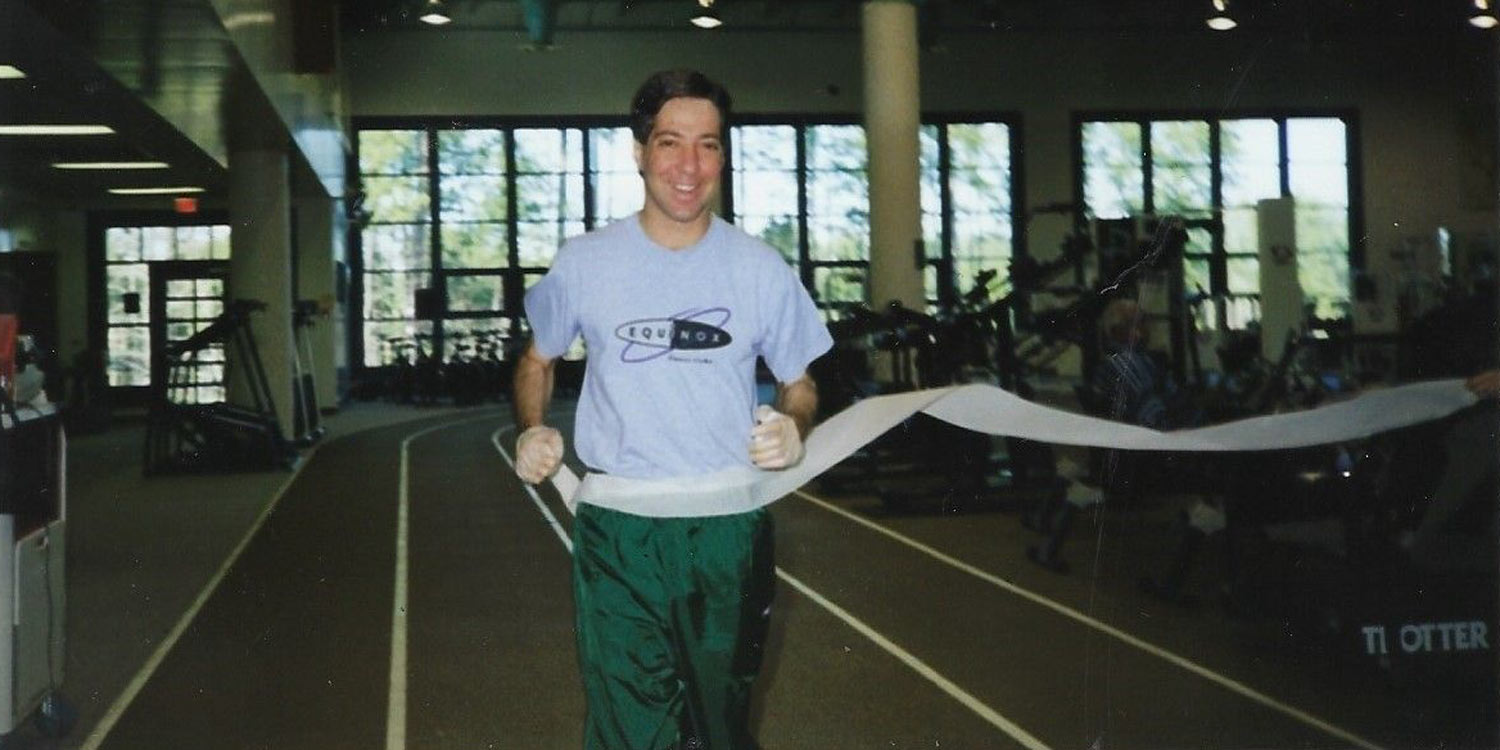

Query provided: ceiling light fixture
[0,65,25,80]
[1206,0,1237,30]
[107,186,206,195]
[1471,0,1499,28]
[54,161,170,170]
[690,0,722,29]
[0,125,115,136]
[419,0,452,26]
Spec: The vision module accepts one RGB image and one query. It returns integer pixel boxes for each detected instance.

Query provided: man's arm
[512,342,564,483]
[774,373,818,439]
[1466,369,1500,399]
[513,342,557,429]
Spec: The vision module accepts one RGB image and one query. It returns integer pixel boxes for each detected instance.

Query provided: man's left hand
[750,404,804,470]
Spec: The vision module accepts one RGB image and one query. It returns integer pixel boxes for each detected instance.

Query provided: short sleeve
[523,251,580,359]
[759,260,833,382]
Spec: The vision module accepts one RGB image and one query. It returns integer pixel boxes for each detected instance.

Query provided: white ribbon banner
[551,378,1479,511]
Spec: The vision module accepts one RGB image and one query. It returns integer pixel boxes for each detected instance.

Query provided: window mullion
[795,125,812,293]
[1277,118,1291,197]
[1141,119,1155,216]
[504,129,523,339]
[937,124,956,311]
[426,128,445,355]
[721,127,735,221]
[582,128,596,232]
[1208,120,1229,330]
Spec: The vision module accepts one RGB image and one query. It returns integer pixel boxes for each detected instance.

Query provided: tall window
[357,123,651,365]
[438,128,509,354]
[921,121,1016,307]
[359,129,434,364]
[805,125,871,314]
[731,119,1016,316]
[1079,114,1355,330]
[729,123,869,316]
[589,127,643,224]
[103,224,231,389]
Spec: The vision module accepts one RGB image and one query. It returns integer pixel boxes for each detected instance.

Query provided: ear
[633,140,645,174]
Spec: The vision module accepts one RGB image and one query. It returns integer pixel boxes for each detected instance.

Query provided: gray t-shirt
[525,214,833,480]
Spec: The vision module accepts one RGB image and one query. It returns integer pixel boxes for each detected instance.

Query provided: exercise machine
[145,299,298,474]
[290,300,326,446]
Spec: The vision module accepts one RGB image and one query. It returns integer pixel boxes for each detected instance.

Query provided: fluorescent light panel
[54,161,170,170]
[107,186,205,195]
[0,65,25,80]
[0,125,115,136]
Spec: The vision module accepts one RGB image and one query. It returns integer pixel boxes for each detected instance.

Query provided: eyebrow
[651,128,721,142]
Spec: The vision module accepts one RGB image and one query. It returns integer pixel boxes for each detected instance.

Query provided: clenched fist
[515,425,564,484]
[749,405,804,470]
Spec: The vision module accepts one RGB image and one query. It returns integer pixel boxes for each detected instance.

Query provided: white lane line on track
[388,413,508,750]
[490,427,573,552]
[794,489,1388,750]
[80,442,326,750]
[775,569,1050,750]
[489,429,1047,749]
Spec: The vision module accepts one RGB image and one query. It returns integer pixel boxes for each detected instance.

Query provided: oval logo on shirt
[615,307,733,363]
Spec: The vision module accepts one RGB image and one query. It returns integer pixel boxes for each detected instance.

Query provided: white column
[862,0,926,313]
[296,194,344,411]
[1257,197,1302,361]
[228,147,296,439]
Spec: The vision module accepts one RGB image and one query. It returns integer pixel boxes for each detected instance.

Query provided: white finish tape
[552,378,1477,511]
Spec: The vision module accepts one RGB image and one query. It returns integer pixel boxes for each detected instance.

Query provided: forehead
[649,97,723,139]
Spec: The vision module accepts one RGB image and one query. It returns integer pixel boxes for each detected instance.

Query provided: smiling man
[512,69,832,750]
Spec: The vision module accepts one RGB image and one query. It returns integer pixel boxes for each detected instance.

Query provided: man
[1093,297,1177,429]
[512,69,832,750]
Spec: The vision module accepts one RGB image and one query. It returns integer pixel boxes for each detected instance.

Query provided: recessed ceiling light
[1471,13,1499,28]
[0,65,25,80]
[0,125,115,136]
[691,0,722,28]
[107,186,205,195]
[54,161,170,170]
[419,0,451,25]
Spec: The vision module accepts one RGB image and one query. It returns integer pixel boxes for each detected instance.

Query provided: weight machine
[814,228,1097,512]
[145,299,298,474]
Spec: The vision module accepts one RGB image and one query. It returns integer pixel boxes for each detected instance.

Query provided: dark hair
[629,69,732,144]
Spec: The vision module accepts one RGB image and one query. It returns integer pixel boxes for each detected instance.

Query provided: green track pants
[572,503,775,750]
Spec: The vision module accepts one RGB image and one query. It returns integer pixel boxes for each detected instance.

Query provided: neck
[639,211,712,250]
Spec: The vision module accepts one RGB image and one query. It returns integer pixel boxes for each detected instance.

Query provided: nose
[677,145,700,176]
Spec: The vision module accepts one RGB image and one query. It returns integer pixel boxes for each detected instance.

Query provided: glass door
[149,261,230,404]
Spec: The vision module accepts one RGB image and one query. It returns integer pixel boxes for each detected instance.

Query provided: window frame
[1071,108,1363,331]
[353,115,630,367]
[729,112,1023,316]
[88,210,233,406]
[352,112,1025,367]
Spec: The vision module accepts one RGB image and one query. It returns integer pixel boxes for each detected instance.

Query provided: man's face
[635,97,724,230]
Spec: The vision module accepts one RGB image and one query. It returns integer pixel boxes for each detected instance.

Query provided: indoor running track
[80,410,1412,750]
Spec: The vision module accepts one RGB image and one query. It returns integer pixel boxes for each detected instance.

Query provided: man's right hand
[515,425,564,484]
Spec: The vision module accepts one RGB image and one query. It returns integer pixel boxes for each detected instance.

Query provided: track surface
[83,411,1493,749]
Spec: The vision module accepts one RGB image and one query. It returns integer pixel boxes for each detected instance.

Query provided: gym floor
[13,400,1497,749]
